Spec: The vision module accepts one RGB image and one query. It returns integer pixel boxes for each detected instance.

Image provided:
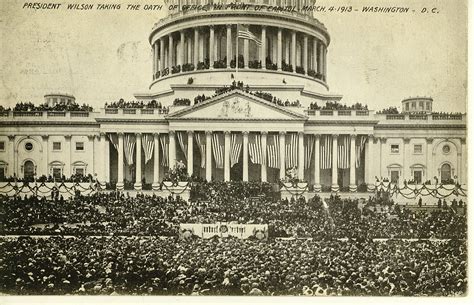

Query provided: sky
[0,0,467,112]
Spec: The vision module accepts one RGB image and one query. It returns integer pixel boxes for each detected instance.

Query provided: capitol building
[0,0,467,194]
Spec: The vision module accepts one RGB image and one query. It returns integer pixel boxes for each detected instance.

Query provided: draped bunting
[356,136,367,168]
[124,134,136,166]
[160,135,169,167]
[337,135,350,169]
[142,134,154,164]
[195,133,206,168]
[285,133,298,169]
[320,135,332,169]
[248,133,262,164]
[267,134,280,169]
[304,135,315,169]
[212,133,224,169]
[230,133,242,168]
[108,134,118,151]
[177,131,188,161]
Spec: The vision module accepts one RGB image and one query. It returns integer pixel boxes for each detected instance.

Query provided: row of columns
[152,25,328,79]
[113,132,362,190]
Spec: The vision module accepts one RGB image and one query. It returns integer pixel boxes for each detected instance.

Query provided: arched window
[441,163,452,183]
[23,160,35,180]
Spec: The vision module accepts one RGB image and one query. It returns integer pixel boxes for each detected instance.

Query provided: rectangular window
[0,141,4,151]
[405,104,409,111]
[390,171,399,183]
[75,168,84,176]
[53,142,61,151]
[391,144,399,154]
[427,103,431,111]
[419,102,424,110]
[414,170,422,184]
[75,142,84,151]
[52,168,62,179]
[0,167,5,180]
[414,144,422,154]
[411,102,416,109]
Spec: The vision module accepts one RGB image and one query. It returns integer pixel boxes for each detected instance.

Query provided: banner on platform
[179,223,268,240]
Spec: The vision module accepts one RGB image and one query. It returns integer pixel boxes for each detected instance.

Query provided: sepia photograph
[0,0,469,301]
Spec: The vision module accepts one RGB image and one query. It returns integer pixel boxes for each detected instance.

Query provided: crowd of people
[104,99,163,109]
[0,173,94,183]
[376,106,400,114]
[309,101,368,111]
[10,101,93,112]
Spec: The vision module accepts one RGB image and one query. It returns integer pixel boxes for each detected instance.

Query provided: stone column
[349,134,357,190]
[179,30,185,67]
[261,26,267,69]
[117,133,124,189]
[403,138,410,182]
[298,132,304,180]
[277,28,282,71]
[365,135,374,187]
[64,135,72,177]
[226,25,232,67]
[8,135,15,177]
[313,134,320,188]
[303,34,308,74]
[243,37,249,68]
[168,34,174,68]
[134,133,142,190]
[169,131,176,169]
[261,131,267,182]
[205,131,212,181]
[209,25,215,69]
[160,38,165,70]
[99,133,107,184]
[152,133,160,187]
[187,131,194,177]
[291,31,296,72]
[457,140,462,184]
[242,131,249,182]
[41,135,49,177]
[284,37,290,64]
[460,138,466,184]
[279,131,286,179]
[89,135,96,177]
[224,131,231,181]
[152,43,156,77]
[312,38,317,71]
[331,134,338,191]
[187,34,192,64]
[194,28,199,67]
[324,46,327,80]
[426,138,433,183]
[318,42,323,74]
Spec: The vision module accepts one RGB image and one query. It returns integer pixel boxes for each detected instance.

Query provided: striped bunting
[194,133,206,168]
[108,134,118,151]
[320,135,332,169]
[230,133,242,168]
[285,133,298,169]
[212,133,224,169]
[176,131,188,161]
[142,134,154,164]
[248,133,262,164]
[124,134,136,166]
[267,134,280,169]
[356,135,367,168]
[337,135,350,169]
[160,135,169,167]
[237,25,262,47]
[304,135,315,169]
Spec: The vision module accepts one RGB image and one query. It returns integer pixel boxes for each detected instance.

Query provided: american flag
[356,136,367,168]
[177,131,188,160]
[124,134,136,165]
[337,135,350,169]
[237,25,262,47]
[142,134,154,164]
[160,135,169,167]
[212,133,224,168]
[230,133,242,168]
[194,133,206,168]
[248,133,262,164]
[267,134,280,169]
[285,133,298,168]
[108,133,118,151]
[320,135,332,169]
[304,135,315,169]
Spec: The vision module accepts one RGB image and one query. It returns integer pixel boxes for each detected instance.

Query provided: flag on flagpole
[304,135,315,169]
[248,133,262,164]
[142,134,154,164]
[230,133,242,168]
[237,25,262,47]
[194,133,206,168]
[285,133,298,168]
[212,133,224,169]
[160,135,169,167]
[337,135,350,169]
[320,135,332,169]
[177,131,188,161]
[267,134,280,169]
[124,134,136,165]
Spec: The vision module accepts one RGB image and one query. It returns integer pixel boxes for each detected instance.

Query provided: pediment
[167,90,307,121]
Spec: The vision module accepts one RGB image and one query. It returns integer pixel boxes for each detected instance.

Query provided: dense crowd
[309,101,368,111]
[11,101,93,112]
[0,237,466,296]
[376,106,400,114]
[0,173,94,183]
[104,99,162,109]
